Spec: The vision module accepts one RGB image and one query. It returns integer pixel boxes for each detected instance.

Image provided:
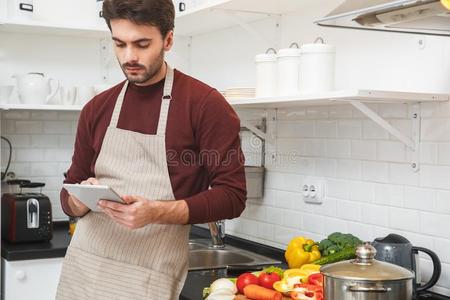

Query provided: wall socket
[302,177,325,204]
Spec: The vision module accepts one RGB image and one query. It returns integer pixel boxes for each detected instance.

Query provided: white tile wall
[2,105,450,294]
[235,102,450,295]
[1,111,78,221]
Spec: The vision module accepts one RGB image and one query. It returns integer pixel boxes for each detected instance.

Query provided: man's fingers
[81,178,99,185]
[121,195,139,204]
[87,177,100,185]
[102,208,133,226]
[98,200,128,212]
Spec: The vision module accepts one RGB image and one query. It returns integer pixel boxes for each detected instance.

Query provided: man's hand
[67,177,99,217]
[98,195,189,229]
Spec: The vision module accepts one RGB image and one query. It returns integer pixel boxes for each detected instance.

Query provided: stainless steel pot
[321,243,415,300]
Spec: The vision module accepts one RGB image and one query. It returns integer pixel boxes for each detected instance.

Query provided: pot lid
[320,243,415,281]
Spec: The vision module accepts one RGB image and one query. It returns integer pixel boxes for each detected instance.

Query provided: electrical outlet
[302,177,325,204]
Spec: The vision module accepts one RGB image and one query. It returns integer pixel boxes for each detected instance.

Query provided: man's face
[110,19,173,85]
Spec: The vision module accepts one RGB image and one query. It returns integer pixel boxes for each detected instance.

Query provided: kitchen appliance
[277,43,301,96]
[299,38,336,94]
[316,0,450,37]
[255,48,277,98]
[7,0,34,21]
[372,234,441,295]
[1,181,53,243]
[12,72,60,105]
[321,243,415,300]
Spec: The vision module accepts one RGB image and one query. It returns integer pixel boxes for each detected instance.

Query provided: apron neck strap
[109,64,175,137]
[157,64,174,136]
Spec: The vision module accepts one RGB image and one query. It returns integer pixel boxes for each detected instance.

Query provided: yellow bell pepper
[273,266,322,293]
[441,0,450,10]
[285,237,321,269]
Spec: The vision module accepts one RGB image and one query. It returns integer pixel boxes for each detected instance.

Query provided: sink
[188,239,280,271]
[188,241,208,250]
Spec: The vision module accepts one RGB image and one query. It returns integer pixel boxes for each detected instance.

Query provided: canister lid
[320,243,415,281]
[255,53,277,62]
[277,48,301,58]
[300,43,335,54]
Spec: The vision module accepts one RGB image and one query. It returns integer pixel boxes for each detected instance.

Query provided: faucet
[208,220,226,249]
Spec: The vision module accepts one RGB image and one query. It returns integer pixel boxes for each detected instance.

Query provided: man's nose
[124,47,138,63]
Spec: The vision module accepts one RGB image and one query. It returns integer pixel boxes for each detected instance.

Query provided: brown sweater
[61,69,247,224]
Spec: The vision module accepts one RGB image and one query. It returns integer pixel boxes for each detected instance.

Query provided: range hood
[316,0,450,36]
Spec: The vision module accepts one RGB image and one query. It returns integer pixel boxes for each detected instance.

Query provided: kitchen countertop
[1,223,449,300]
[1,221,70,261]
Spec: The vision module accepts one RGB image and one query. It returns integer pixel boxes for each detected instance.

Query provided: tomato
[307,273,323,287]
[236,273,259,294]
[258,272,281,290]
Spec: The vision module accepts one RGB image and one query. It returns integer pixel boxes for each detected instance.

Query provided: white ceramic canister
[299,37,336,94]
[96,0,104,25]
[7,0,34,21]
[277,42,301,96]
[255,48,277,98]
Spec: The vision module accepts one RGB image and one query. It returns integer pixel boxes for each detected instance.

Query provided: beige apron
[56,65,190,300]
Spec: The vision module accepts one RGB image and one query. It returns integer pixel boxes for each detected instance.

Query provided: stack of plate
[221,87,255,100]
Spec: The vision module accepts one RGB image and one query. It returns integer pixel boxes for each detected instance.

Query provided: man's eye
[115,43,125,48]
[138,44,149,48]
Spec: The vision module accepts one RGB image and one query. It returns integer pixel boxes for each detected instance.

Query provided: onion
[206,290,235,300]
[210,278,237,294]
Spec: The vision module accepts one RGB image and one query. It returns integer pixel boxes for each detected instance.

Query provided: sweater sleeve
[60,103,96,217]
[184,89,247,224]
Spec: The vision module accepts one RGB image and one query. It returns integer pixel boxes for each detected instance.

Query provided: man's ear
[164,31,174,51]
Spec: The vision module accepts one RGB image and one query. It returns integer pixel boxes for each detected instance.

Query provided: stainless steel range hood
[316,0,450,36]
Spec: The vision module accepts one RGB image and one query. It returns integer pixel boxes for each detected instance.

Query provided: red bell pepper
[290,284,323,300]
[308,273,324,287]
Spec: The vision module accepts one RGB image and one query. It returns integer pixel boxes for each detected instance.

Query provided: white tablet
[63,184,125,212]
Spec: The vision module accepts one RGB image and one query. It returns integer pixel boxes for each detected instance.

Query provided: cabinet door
[2,258,63,300]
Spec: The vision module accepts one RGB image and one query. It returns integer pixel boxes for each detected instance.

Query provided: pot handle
[348,285,391,293]
[413,246,441,292]
[47,78,60,104]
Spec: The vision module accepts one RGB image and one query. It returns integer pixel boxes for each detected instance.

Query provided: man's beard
[120,49,164,84]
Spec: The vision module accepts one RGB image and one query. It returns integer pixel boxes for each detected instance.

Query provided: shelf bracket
[215,9,279,47]
[240,117,267,167]
[349,100,421,172]
[240,119,267,140]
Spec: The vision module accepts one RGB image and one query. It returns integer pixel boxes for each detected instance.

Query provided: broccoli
[318,239,334,252]
[319,232,363,257]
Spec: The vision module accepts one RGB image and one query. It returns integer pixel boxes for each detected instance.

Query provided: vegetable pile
[202,232,363,300]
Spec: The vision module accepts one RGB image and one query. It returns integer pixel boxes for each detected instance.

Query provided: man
[56,0,246,299]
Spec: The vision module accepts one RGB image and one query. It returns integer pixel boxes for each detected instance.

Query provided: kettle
[13,72,60,105]
[372,234,441,296]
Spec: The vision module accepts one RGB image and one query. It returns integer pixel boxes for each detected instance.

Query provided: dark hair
[103,0,175,37]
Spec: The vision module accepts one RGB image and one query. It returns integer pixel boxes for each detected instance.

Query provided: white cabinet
[1,258,63,300]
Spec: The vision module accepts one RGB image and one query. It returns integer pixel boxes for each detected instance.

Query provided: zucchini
[312,247,356,265]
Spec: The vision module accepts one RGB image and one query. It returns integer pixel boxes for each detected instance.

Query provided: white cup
[59,86,77,105]
[0,85,14,104]
[75,86,95,106]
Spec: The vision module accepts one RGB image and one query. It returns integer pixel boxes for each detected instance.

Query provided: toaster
[1,181,53,243]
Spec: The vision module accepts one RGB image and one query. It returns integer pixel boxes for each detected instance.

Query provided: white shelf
[229,89,449,172]
[175,0,311,36]
[0,104,83,111]
[0,18,110,38]
[0,0,308,38]
[227,90,450,109]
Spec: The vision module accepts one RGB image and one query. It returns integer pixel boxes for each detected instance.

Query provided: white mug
[75,86,95,106]
[0,85,14,104]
